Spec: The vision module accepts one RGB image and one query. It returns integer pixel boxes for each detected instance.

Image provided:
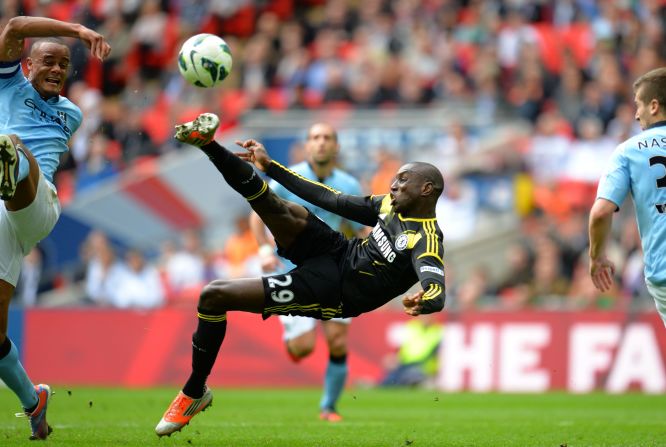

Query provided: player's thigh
[7,174,59,248]
[250,193,308,248]
[262,254,344,320]
[322,319,351,355]
[0,207,24,288]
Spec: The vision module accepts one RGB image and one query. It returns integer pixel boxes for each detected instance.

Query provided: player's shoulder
[331,167,361,187]
[289,161,311,174]
[622,126,666,152]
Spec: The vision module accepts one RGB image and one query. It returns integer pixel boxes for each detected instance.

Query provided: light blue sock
[0,339,38,409]
[320,357,348,411]
[17,149,29,182]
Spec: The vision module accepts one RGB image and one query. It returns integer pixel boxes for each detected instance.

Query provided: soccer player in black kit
[155,113,446,437]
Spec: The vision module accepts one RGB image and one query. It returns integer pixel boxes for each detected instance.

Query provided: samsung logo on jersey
[638,137,666,150]
[420,266,444,276]
[371,225,396,263]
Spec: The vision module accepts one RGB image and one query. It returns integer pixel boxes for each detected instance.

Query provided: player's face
[27,42,71,99]
[305,123,339,166]
[634,86,657,130]
[389,164,425,214]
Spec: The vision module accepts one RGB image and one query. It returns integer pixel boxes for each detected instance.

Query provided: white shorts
[646,280,666,328]
[278,315,352,341]
[0,174,60,286]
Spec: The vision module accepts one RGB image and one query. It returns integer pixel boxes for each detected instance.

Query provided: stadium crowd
[2,0,665,314]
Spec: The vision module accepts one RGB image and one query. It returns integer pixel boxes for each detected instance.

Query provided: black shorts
[262,211,348,320]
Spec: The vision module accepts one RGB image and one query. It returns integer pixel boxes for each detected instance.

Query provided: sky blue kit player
[0,16,110,440]
[589,67,666,326]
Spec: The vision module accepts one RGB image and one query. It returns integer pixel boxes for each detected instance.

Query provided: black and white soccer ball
[178,34,233,88]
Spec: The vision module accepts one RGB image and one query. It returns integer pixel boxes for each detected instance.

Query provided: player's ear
[421,181,434,196]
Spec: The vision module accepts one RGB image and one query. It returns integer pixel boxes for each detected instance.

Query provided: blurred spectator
[212,214,261,279]
[160,229,207,301]
[108,249,165,309]
[435,176,479,242]
[82,231,124,306]
[75,132,120,192]
[381,314,443,388]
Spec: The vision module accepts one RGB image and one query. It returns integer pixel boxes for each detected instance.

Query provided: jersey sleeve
[341,175,367,233]
[596,143,630,209]
[411,225,446,314]
[0,60,24,89]
[267,160,381,226]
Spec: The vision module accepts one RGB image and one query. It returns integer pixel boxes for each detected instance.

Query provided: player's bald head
[30,37,69,57]
[410,162,444,199]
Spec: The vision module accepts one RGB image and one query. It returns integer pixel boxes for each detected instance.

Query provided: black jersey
[266,161,446,315]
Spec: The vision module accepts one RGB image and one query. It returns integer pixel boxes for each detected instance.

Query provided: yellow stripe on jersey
[265,302,342,319]
[417,251,445,265]
[246,181,268,201]
[265,303,319,314]
[402,231,422,249]
[379,194,392,215]
[413,220,443,263]
[422,283,443,301]
[271,161,341,194]
[398,215,438,222]
[197,312,227,322]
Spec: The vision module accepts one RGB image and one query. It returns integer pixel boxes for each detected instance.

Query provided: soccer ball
[178,34,233,88]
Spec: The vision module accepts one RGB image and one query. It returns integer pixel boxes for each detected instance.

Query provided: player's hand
[235,139,272,172]
[260,253,282,272]
[78,26,111,61]
[402,290,425,316]
[589,255,615,292]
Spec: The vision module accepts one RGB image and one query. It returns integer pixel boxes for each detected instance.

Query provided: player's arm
[249,211,281,272]
[588,198,617,292]
[236,138,380,226]
[0,16,110,62]
[588,145,628,292]
[404,234,446,316]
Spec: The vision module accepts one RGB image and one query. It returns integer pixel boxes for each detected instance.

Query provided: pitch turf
[1,387,665,446]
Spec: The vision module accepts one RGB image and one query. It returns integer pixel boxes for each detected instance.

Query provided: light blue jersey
[0,60,81,183]
[270,161,363,272]
[597,121,666,286]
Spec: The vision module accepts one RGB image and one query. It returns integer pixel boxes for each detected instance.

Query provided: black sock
[0,336,11,360]
[182,310,228,398]
[201,141,269,202]
[329,353,347,365]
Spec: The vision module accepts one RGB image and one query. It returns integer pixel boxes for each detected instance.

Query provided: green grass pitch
[1,387,665,446]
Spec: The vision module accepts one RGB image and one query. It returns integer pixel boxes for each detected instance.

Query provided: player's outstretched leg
[14,384,53,440]
[155,386,213,437]
[0,134,20,200]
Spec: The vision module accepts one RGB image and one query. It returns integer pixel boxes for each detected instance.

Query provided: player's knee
[326,332,348,356]
[199,280,231,312]
[289,340,314,358]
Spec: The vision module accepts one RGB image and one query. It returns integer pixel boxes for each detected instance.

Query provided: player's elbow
[4,17,29,37]
[589,199,616,222]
